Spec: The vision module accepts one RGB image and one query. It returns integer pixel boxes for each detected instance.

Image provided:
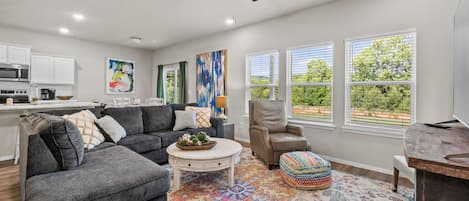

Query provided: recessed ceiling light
[72,13,85,21]
[225,17,236,25]
[59,27,70,34]
[130,36,142,43]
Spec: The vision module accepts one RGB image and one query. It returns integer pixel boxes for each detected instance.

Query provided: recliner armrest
[210,117,224,138]
[250,125,271,149]
[287,124,304,136]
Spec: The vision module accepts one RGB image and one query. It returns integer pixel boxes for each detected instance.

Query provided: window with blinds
[287,43,333,121]
[345,31,416,128]
[246,51,279,108]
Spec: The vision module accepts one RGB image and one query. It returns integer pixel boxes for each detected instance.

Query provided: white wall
[0,26,154,104]
[153,0,458,172]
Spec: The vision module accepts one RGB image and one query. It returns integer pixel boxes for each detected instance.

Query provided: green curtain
[156,65,164,99]
[178,61,186,103]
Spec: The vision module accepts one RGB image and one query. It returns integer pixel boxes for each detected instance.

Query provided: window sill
[342,123,405,139]
[288,119,336,130]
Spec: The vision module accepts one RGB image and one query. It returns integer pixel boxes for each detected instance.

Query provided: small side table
[223,122,234,140]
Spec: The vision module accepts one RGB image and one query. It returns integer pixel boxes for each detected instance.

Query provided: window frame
[286,42,334,123]
[344,30,417,132]
[162,65,179,104]
[245,50,280,113]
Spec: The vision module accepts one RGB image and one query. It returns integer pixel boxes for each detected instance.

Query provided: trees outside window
[163,65,179,104]
[287,44,333,121]
[246,51,279,111]
[346,32,416,127]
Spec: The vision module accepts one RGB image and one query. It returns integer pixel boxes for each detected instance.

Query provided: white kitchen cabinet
[31,55,75,85]
[7,46,30,65]
[0,45,7,63]
[52,58,74,84]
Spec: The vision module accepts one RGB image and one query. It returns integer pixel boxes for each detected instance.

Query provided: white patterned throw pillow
[62,110,105,150]
[185,106,212,128]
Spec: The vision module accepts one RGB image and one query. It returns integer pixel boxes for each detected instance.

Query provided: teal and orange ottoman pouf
[279,151,332,190]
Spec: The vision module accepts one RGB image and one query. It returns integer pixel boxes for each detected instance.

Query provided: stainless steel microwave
[0,64,29,82]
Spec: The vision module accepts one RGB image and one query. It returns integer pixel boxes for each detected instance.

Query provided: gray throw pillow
[26,113,84,170]
[173,111,197,131]
[95,115,127,143]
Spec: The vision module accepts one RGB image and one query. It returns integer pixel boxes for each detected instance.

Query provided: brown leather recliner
[249,100,310,169]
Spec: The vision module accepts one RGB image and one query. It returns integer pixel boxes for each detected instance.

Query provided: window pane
[250,86,278,100]
[249,53,279,85]
[164,70,177,104]
[291,86,331,120]
[350,85,411,127]
[291,45,333,84]
[350,33,415,82]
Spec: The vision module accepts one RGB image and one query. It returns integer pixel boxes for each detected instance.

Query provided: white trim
[453,114,469,128]
[320,154,393,175]
[344,28,417,42]
[288,119,336,130]
[0,155,14,161]
[343,123,405,139]
[234,136,250,143]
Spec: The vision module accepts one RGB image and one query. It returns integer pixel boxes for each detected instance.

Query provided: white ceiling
[0,0,335,49]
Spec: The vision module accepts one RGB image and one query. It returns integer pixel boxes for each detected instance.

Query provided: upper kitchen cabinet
[31,55,75,85]
[8,46,31,65]
[0,44,31,65]
[0,45,7,63]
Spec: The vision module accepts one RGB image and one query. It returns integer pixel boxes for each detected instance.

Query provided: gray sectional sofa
[19,103,225,201]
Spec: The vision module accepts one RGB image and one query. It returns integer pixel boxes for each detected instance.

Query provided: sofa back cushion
[141,105,173,132]
[104,107,143,135]
[41,106,105,119]
[25,113,84,170]
[251,100,288,133]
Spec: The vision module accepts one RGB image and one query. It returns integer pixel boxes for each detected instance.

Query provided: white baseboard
[234,137,250,143]
[0,155,14,162]
[319,154,393,175]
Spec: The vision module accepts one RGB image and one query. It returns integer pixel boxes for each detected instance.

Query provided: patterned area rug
[168,148,414,201]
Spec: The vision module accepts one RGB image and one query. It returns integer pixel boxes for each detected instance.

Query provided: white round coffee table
[167,138,242,191]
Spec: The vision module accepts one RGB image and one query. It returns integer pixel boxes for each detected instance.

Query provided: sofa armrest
[210,117,224,138]
[287,124,304,136]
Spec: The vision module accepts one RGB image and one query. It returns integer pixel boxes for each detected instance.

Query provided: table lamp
[215,96,228,120]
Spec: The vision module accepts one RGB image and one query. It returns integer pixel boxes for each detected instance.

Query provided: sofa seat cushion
[117,134,161,153]
[142,105,174,132]
[185,127,216,137]
[104,107,144,135]
[25,146,170,201]
[269,133,308,151]
[148,130,186,147]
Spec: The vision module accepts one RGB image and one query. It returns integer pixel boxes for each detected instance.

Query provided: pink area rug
[168,148,414,201]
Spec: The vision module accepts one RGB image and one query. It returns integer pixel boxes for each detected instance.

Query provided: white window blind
[245,51,279,110]
[287,43,333,121]
[345,31,416,128]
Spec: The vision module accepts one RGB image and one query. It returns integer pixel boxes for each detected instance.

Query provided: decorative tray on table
[176,132,217,151]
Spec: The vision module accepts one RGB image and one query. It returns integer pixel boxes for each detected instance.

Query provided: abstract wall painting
[196,49,227,117]
[106,58,135,94]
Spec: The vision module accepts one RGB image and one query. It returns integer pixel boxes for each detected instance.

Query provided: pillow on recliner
[252,100,288,133]
[26,113,84,170]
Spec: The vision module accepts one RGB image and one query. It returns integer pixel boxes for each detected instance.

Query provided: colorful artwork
[106,58,135,94]
[196,49,227,117]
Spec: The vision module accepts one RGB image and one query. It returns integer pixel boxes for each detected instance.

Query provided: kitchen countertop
[0,101,100,112]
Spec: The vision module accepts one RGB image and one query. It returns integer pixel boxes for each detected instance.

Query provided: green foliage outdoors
[250,35,412,126]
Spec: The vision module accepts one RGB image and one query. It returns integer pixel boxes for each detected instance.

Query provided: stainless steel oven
[0,64,29,82]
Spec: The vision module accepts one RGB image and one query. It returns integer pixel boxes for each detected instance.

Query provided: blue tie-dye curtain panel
[196,49,227,117]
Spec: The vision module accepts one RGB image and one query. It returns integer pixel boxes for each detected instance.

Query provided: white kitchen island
[0,101,100,162]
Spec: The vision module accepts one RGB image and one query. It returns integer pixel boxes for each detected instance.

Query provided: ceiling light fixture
[130,36,142,43]
[72,13,85,21]
[59,27,70,34]
[225,17,236,25]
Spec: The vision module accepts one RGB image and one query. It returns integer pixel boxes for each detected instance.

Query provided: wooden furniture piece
[404,123,469,201]
[392,155,415,192]
[166,138,242,191]
[223,122,234,140]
